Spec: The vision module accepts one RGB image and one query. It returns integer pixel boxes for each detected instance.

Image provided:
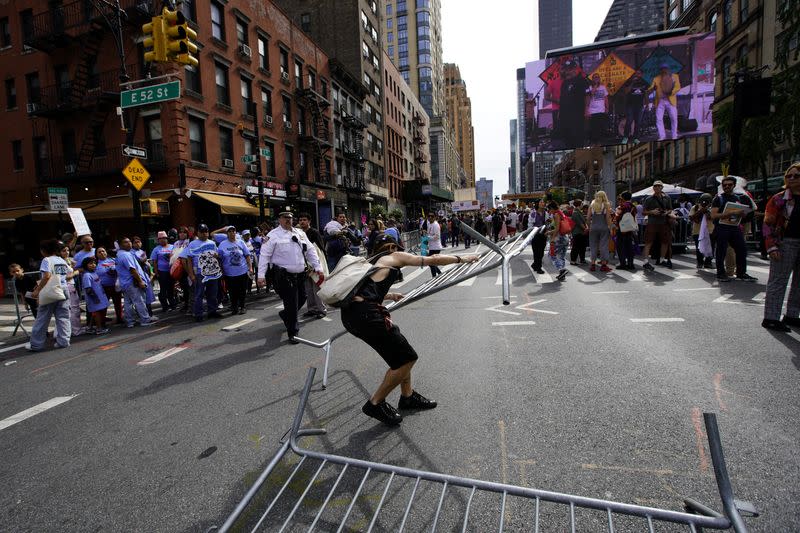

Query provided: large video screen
[524,32,715,152]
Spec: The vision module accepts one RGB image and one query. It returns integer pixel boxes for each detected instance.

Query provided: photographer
[641,181,674,271]
[689,193,715,268]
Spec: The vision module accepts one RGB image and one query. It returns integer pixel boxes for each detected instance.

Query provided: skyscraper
[594,0,664,42]
[444,63,476,188]
[509,119,519,194]
[538,0,572,58]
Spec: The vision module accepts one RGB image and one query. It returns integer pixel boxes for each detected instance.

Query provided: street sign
[120,80,181,109]
[241,154,257,163]
[122,145,148,159]
[122,158,151,191]
[260,147,273,159]
[47,187,69,211]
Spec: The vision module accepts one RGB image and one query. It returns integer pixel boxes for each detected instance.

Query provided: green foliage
[388,208,404,221]
[369,205,387,220]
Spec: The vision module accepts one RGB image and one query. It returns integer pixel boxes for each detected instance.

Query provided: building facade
[509,119,519,194]
[0,0,336,262]
[595,0,664,42]
[515,67,529,192]
[444,63,475,188]
[475,177,494,210]
[538,0,573,58]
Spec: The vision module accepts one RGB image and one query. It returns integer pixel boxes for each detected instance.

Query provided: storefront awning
[83,192,173,219]
[30,200,104,220]
[194,191,260,216]
[0,205,44,227]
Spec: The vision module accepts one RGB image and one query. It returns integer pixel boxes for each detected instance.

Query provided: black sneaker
[362,400,403,425]
[782,316,800,327]
[288,336,300,344]
[535,268,545,274]
[556,269,568,281]
[664,259,673,269]
[762,319,790,332]
[398,390,438,410]
[643,262,655,271]
[716,275,732,282]
[736,273,758,282]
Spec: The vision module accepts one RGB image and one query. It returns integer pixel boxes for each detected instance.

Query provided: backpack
[619,212,637,233]
[318,254,380,307]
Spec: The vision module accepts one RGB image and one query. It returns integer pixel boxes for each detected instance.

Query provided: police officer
[257,211,324,343]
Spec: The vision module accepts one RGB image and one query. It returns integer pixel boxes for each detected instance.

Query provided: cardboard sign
[67,208,91,236]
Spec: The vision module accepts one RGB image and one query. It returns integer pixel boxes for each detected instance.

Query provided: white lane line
[492,321,536,326]
[495,269,513,286]
[630,318,685,323]
[393,266,427,289]
[752,292,766,302]
[592,290,630,294]
[0,343,29,354]
[0,395,78,431]
[674,287,716,292]
[137,346,188,366]
[222,318,257,331]
[457,276,476,287]
[321,317,333,322]
[272,303,284,309]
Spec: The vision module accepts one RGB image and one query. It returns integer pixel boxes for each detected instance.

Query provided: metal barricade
[211,367,756,533]
[7,270,39,337]
[636,220,691,254]
[399,230,421,254]
[292,223,541,388]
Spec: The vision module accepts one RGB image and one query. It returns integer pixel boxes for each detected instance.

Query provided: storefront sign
[245,185,288,198]
[332,190,348,206]
[421,184,433,196]
[451,200,480,212]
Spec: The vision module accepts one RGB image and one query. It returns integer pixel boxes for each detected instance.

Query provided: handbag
[558,213,575,235]
[38,260,67,305]
[318,255,381,307]
[619,212,637,233]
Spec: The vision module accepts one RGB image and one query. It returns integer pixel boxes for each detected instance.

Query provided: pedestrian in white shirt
[426,213,443,277]
[258,211,324,343]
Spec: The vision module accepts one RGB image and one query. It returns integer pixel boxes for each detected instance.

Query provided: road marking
[592,290,630,294]
[674,287,716,292]
[691,407,709,473]
[752,292,766,302]
[137,346,188,366]
[485,301,520,316]
[457,275,476,287]
[492,321,536,326]
[321,317,333,322]
[0,343,28,354]
[629,318,685,323]
[713,373,727,411]
[495,269,512,286]
[222,318,257,331]
[0,395,78,431]
[713,294,764,307]
[393,266,427,288]
[515,299,558,314]
[272,303,284,309]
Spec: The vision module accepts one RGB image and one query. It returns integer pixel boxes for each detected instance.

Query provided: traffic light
[163,8,198,67]
[142,15,166,63]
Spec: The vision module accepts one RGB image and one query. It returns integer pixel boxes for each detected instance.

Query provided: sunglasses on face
[787,174,800,180]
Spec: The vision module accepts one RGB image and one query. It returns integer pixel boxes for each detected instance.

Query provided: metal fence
[5,270,39,337]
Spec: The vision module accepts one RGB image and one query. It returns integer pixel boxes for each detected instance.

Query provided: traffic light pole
[250,101,266,222]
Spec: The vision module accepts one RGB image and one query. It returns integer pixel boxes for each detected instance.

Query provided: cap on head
[226,225,237,233]
[653,180,665,187]
[157,231,168,239]
[374,233,404,251]
[242,229,251,236]
[279,211,293,218]
[198,224,210,232]
[700,193,713,202]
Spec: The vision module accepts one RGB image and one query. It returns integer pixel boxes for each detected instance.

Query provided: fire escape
[412,112,428,181]
[22,0,150,183]
[341,108,367,193]
[295,87,333,188]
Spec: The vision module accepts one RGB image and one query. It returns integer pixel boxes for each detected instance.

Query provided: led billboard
[525,32,715,152]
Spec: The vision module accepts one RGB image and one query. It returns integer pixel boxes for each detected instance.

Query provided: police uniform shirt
[258,226,321,277]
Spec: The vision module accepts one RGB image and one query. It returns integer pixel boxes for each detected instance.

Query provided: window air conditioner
[248,164,258,172]
[287,170,295,178]
[64,163,77,174]
[280,71,289,82]
[264,115,274,126]
[283,121,292,131]
[26,103,41,113]
[238,43,252,58]
[222,159,234,168]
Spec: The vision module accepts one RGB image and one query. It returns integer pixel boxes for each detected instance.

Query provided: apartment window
[721,56,732,94]
[737,44,749,67]
[261,87,272,118]
[388,45,394,56]
[387,32,393,43]
[258,36,269,71]
[307,71,316,91]
[20,9,33,44]
[11,140,23,170]
[180,0,196,22]
[739,0,748,21]
[285,145,294,174]
[189,117,206,162]
[263,140,275,176]
[361,11,368,28]
[281,94,292,123]
[320,79,327,98]
[669,6,678,23]
[709,11,717,33]
[0,17,10,48]
[215,63,230,105]
[418,53,431,64]
[33,137,47,176]
[92,125,107,156]
[705,134,713,157]
[5,78,16,109]
[300,13,311,32]
[298,107,306,135]
[236,19,248,46]
[397,1,406,12]
[386,5,392,15]
[417,12,430,25]
[219,126,234,162]
[279,48,289,76]
[299,151,307,179]
[683,138,690,162]
[185,64,201,94]
[210,1,225,41]
[387,19,393,30]
[240,77,253,114]
[243,137,254,158]
[25,72,40,104]
[682,0,691,9]
[722,0,732,36]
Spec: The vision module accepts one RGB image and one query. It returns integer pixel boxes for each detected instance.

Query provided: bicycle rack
[292,223,543,388]
[212,367,756,533]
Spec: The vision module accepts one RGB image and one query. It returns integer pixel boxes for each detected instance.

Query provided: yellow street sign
[122,158,151,191]
[590,52,635,96]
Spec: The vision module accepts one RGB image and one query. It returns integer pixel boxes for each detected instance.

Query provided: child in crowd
[8,263,38,318]
[81,257,110,334]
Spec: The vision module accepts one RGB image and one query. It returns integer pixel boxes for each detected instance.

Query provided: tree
[388,208,404,221]
[369,205,387,220]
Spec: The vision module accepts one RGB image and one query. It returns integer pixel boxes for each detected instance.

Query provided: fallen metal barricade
[7,270,39,337]
[294,223,542,388]
[211,367,756,532]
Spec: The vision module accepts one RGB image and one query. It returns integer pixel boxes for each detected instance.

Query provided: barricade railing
[399,230,421,253]
[293,223,541,388]
[7,271,39,337]
[211,367,757,533]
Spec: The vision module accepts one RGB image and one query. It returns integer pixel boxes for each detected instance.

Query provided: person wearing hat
[648,64,681,141]
[218,225,253,315]
[558,58,590,149]
[342,234,481,426]
[642,181,674,271]
[150,231,176,312]
[257,211,324,343]
[689,193,716,268]
[180,224,223,322]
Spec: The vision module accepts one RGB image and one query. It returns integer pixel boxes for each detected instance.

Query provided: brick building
[0,0,335,265]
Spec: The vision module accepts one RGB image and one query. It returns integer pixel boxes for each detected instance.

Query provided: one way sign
[122,145,148,159]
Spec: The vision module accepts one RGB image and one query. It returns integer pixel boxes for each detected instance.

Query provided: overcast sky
[440,0,613,195]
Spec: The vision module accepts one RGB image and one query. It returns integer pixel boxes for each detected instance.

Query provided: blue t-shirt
[384,227,399,241]
[73,248,96,270]
[81,271,109,312]
[179,238,221,281]
[116,249,147,291]
[149,244,174,273]
[217,239,250,277]
[95,257,117,287]
[40,255,69,292]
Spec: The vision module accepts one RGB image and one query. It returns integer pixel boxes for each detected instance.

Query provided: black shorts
[341,301,419,370]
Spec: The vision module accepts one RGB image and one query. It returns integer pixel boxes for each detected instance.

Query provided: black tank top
[785,202,800,239]
[356,267,400,303]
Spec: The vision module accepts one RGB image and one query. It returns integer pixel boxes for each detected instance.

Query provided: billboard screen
[524,32,715,152]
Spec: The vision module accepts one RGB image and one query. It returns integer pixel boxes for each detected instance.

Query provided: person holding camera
[257,211,324,343]
[641,181,674,271]
[689,193,715,268]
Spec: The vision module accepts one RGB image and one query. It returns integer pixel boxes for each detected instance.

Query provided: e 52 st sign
[121,81,181,109]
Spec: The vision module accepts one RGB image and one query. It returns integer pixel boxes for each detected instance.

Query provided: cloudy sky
[440,0,613,194]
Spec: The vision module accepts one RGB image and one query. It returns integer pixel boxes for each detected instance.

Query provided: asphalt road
[0,244,797,532]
